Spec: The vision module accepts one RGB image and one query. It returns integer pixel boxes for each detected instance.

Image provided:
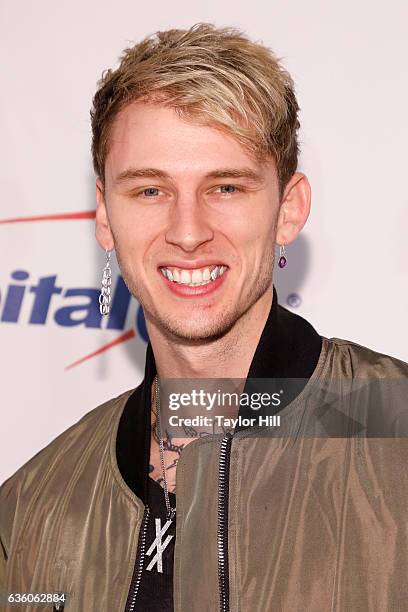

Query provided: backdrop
[1,0,407,484]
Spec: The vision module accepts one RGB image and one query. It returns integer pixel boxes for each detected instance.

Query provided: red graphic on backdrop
[65,329,136,371]
[0,211,96,224]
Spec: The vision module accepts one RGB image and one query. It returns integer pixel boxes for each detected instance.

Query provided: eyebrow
[115,168,169,183]
[114,166,264,185]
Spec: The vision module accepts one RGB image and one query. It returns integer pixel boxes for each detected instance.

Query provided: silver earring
[99,249,112,316]
[278,244,287,269]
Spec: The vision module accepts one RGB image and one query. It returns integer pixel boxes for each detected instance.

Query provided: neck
[145,288,273,380]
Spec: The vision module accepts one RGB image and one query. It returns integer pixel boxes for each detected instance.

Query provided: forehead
[105,101,276,183]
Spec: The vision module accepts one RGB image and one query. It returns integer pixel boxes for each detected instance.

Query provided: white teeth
[173,268,180,282]
[210,266,219,281]
[191,269,202,283]
[160,264,227,286]
[180,270,191,284]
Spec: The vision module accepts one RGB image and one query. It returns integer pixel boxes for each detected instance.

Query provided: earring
[278,244,287,269]
[99,249,112,316]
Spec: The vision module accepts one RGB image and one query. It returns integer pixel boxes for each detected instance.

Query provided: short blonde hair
[91,23,300,199]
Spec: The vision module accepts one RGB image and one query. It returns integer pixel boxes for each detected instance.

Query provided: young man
[1,23,407,612]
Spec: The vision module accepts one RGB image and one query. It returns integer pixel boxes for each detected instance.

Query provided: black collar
[116,285,322,502]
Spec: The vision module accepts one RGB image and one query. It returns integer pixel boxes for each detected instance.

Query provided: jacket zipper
[217,432,233,612]
[124,505,150,612]
[125,433,233,612]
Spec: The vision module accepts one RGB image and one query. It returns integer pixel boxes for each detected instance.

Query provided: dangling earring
[278,244,287,269]
[99,249,112,316]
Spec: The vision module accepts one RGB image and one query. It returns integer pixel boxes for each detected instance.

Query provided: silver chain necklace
[144,375,176,574]
[153,374,176,521]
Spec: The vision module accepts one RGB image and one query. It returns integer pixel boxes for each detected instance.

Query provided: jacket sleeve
[0,475,20,591]
[0,533,6,590]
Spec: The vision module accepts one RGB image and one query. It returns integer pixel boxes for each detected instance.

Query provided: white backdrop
[1,0,407,484]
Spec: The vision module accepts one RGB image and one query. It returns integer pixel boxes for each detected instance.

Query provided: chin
[157,310,237,343]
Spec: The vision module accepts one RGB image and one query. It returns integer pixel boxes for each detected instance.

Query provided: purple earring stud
[278,245,287,269]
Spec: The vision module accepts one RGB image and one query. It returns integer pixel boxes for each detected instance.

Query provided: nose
[165,197,214,252]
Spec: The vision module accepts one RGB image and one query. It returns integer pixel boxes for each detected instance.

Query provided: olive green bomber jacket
[1,325,408,610]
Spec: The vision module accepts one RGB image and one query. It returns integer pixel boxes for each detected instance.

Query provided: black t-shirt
[134,477,176,611]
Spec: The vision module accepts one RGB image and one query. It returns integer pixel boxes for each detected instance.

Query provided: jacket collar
[116,285,322,502]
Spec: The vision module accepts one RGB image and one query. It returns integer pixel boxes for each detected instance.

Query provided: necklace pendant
[145,517,175,573]
[167,506,176,522]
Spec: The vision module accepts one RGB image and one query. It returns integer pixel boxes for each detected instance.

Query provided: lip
[157,260,228,270]
[158,267,228,298]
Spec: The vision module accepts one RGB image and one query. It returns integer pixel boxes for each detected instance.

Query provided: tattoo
[151,469,176,493]
[150,381,229,495]
[181,423,199,437]
[181,422,232,438]
[152,423,186,458]
[150,385,179,492]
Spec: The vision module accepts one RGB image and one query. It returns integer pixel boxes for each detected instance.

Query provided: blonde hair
[90,23,300,199]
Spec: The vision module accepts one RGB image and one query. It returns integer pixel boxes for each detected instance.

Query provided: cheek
[231,208,276,249]
[108,202,153,252]
[237,213,277,273]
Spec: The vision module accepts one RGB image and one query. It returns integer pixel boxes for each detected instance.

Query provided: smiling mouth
[159,264,227,287]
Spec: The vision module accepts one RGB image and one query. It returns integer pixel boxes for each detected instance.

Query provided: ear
[95,178,115,251]
[276,172,311,246]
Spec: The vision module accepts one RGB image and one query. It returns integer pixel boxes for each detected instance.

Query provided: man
[1,22,408,612]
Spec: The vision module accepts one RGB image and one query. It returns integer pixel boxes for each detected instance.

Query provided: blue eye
[219,185,236,193]
[143,188,160,197]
